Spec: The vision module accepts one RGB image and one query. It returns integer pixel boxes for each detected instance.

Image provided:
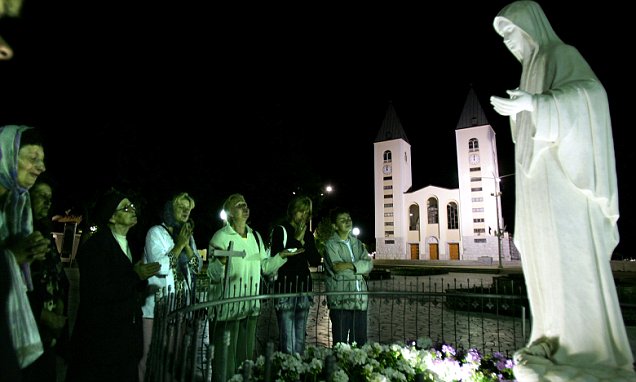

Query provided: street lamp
[491,190,504,269]
[483,173,514,269]
[312,184,335,231]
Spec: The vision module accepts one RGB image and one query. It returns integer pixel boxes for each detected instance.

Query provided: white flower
[368,372,389,382]
[229,339,515,382]
[331,369,349,382]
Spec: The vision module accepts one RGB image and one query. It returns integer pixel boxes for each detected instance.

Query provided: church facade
[373,89,519,262]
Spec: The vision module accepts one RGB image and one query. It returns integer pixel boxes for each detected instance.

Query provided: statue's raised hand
[490,89,533,118]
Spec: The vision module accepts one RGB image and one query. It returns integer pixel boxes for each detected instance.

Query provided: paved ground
[371,260,636,353]
[257,271,527,354]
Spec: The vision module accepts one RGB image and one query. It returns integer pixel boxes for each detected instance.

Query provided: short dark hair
[19,127,45,148]
[93,188,127,227]
[329,207,350,224]
[32,173,56,192]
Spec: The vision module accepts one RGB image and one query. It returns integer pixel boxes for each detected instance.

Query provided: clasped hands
[9,231,50,264]
[175,220,195,258]
[490,89,534,118]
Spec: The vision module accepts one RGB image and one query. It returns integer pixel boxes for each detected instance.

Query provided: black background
[0,1,631,257]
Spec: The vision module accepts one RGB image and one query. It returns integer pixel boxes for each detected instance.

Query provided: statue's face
[495,16,532,63]
[500,22,525,61]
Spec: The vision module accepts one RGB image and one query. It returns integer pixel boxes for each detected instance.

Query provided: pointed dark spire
[375,101,409,143]
[456,86,489,129]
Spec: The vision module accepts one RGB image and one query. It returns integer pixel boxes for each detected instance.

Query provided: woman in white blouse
[138,192,201,382]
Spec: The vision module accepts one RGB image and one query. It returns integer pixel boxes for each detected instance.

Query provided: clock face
[469,154,480,165]
[382,164,392,175]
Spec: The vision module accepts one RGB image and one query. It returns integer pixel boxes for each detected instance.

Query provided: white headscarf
[0,124,35,288]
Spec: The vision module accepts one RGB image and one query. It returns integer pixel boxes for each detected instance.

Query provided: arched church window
[447,202,458,229]
[409,204,420,231]
[427,198,438,224]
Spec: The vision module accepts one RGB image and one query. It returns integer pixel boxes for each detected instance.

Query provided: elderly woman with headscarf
[138,192,201,382]
[490,2,634,380]
[0,125,49,378]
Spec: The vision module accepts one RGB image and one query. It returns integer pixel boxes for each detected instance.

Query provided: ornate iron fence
[144,274,530,381]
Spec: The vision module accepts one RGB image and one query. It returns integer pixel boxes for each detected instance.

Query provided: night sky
[0,1,631,257]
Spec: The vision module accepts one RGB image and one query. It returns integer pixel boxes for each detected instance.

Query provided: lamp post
[308,184,334,232]
[491,190,503,269]
[483,173,514,269]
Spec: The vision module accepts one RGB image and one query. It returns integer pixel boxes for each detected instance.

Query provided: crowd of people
[0,124,372,382]
[5,1,635,381]
[1,2,373,380]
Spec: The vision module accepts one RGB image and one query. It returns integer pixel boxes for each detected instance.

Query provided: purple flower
[465,349,481,363]
[441,344,456,357]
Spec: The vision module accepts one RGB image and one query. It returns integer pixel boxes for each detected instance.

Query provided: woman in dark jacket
[269,195,321,355]
[66,189,159,382]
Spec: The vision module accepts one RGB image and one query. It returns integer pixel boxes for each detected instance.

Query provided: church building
[373,88,519,262]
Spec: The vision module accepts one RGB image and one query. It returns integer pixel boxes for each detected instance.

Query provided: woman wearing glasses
[66,188,160,382]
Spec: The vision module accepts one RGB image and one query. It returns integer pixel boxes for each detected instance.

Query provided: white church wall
[375,237,406,259]
[373,96,519,262]
[462,236,499,261]
[404,186,460,259]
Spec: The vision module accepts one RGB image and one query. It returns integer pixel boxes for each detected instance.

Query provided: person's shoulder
[324,236,340,246]
[210,226,229,242]
[249,226,262,239]
[146,224,168,236]
[280,221,292,229]
[77,230,107,254]
[83,228,108,243]
[274,223,291,234]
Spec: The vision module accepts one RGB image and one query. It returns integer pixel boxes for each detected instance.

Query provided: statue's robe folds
[494,2,635,380]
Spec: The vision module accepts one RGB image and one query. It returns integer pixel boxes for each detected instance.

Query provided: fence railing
[144,274,530,382]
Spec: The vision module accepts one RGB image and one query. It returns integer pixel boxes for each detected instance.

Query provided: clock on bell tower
[455,87,501,244]
[373,102,412,258]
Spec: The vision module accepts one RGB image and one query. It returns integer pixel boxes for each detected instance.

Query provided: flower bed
[230,339,515,381]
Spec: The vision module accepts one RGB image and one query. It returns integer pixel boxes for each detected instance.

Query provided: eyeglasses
[117,204,136,213]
